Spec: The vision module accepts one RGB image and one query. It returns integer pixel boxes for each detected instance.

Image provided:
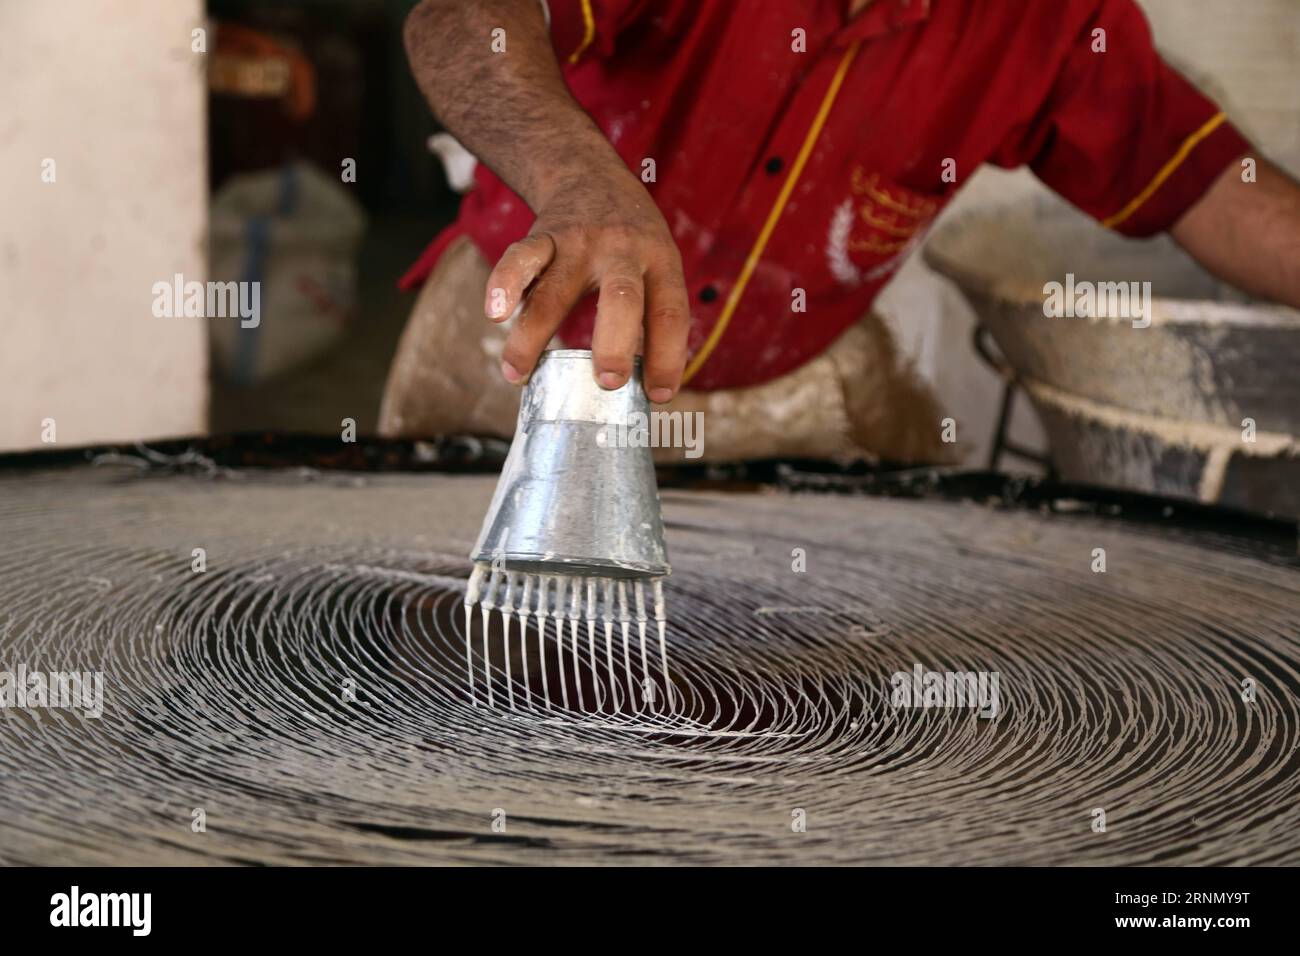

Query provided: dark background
[206,0,458,435]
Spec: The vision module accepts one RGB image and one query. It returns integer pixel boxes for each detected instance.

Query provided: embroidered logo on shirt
[828,167,940,286]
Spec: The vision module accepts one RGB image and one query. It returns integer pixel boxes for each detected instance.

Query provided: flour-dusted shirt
[401,0,1250,390]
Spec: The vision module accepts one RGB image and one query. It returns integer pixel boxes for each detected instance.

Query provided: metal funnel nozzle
[470,349,670,579]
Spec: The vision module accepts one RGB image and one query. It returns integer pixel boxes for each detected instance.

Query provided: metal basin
[925,194,1300,517]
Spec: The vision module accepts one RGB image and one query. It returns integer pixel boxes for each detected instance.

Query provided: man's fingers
[640,260,690,403]
[591,262,645,390]
[501,256,586,384]
[484,233,556,322]
[489,230,688,395]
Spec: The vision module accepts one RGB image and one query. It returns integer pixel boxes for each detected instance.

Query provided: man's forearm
[404,0,628,210]
[1171,156,1300,310]
[403,0,692,401]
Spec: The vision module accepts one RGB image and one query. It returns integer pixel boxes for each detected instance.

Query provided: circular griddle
[1,464,1297,864]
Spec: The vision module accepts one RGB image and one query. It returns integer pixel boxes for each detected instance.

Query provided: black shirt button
[699,285,719,303]
[765,156,784,175]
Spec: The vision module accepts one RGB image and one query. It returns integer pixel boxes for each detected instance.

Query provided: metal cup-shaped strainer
[470,349,670,579]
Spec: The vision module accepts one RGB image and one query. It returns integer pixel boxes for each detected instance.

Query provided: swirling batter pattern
[0,466,1297,864]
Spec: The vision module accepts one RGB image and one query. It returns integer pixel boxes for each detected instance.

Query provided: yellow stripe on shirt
[682,40,864,385]
[1102,112,1228,229]
[568,0,596,63]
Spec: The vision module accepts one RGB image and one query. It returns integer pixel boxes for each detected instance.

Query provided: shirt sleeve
[992,0,1251,237]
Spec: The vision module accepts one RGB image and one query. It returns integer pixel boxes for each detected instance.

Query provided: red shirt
[401,0,1249,390]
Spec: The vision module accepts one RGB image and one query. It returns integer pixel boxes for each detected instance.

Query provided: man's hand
[485,164,689,401]
[1171,155,1300,310]
[404,0,689,402]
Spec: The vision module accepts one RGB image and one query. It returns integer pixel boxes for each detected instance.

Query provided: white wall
[876,0,1300,468]
[0,0,208,452]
